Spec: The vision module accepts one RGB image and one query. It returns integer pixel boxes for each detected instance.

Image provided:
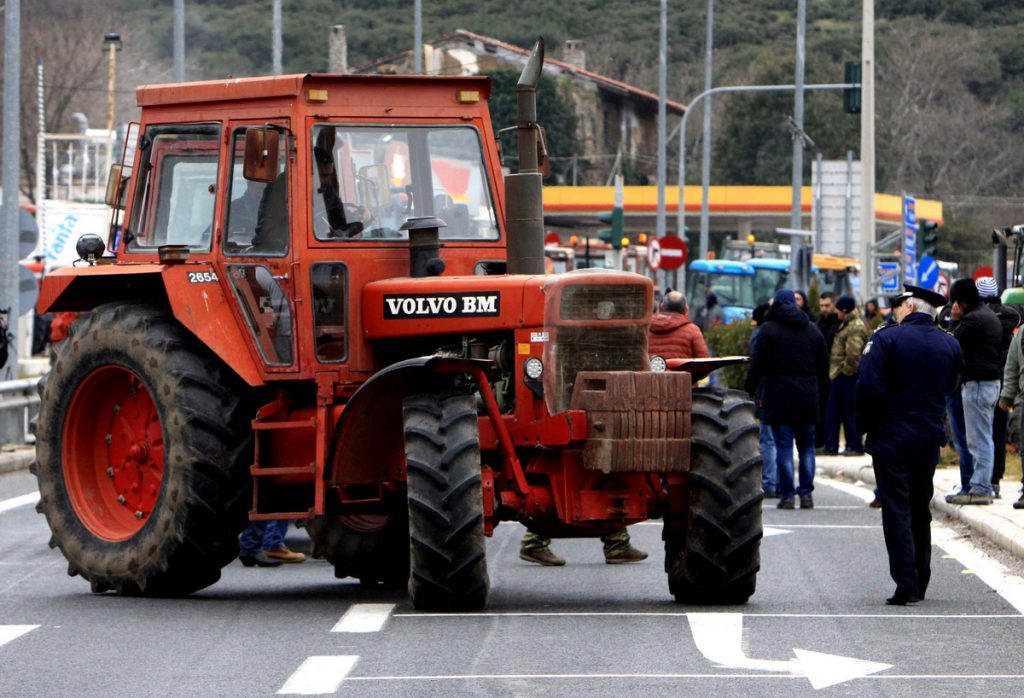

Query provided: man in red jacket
[648,291,710,359]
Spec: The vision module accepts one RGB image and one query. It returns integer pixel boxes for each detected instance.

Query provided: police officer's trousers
[873,447,939,598]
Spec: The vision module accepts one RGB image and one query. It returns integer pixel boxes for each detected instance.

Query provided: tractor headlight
[649,355,667,373]
[524,357,544,380]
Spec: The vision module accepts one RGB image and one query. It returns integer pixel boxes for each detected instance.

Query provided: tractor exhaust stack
[505,38,546,276]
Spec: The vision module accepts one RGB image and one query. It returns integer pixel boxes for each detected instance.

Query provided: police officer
[856,285,962,605]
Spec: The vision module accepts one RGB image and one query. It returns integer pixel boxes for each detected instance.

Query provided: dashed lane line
[0,492,40,514]
[331,604,394,633]
[393,611,1024,619]
[277,656,359,695]
[0,625,39,649]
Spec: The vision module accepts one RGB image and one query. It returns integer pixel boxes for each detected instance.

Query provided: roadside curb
[818,457,1024,561]
[0,447,34,475]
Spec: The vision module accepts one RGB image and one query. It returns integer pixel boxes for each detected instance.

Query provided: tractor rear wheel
[303,510,409,588]
[665,386,762,604]
[32,303,252,596]
[403,393,489,611]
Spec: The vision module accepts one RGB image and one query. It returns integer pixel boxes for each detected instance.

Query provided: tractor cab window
[126,123,220,251]
[311,124,498,241]
[225,128,290,256]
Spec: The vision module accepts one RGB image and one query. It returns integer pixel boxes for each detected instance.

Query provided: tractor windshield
[311,124,498,241]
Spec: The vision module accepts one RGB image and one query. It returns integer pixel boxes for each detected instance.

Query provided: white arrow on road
[0,625,39,649]
[688,613,892,690]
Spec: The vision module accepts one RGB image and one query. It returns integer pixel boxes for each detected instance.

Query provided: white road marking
[819,476,1024,616]
[764,526,792,537]
[0,491,40,514]
[688,612,892,689]
[395,611,1023,619]
[0,625,39,649]
[277,656,359,695]
[337,672,1024,684]
[331,604,394,633]
[763,524,881,529]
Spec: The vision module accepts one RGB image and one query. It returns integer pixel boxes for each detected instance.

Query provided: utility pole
[859,0,876,298]
[2,0,21,440]
[173,0,185,82]
[790,0,809,293]
[655,0,667,239]
[414,0,423,75]
[272,0,282,75]
[698,0,714,259]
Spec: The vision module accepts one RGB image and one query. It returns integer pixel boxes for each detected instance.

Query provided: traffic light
[843,62,861,114]
[596,206,624,249]
[919,220,939,258]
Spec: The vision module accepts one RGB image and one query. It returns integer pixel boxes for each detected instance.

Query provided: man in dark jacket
[856,285,962,605]
[745,289,830,509]
[947,278,1004,505]
[648,291,710,359]
[976,276,1022,497]
[814,292,842,450]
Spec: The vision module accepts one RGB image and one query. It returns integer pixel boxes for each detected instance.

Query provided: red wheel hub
[62,365,165,541]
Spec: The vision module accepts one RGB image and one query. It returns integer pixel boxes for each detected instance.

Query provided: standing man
[814,292,841,451]
[998,316,1024,510]
[750,303,778,497]
[745,290,829,510]
[856,285,961,605]
[647,291,709,359]
[976,276,1022,497]
[823,296,868,456]
[947,278,1003,505]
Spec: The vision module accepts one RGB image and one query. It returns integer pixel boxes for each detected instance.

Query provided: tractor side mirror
[243,127,280,182]
[104,164,129,209]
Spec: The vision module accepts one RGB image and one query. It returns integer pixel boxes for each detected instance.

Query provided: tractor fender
[328,356,493,486]
[38,264,265,387]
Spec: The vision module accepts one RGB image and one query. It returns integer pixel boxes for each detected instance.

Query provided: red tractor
[32,41,762,610]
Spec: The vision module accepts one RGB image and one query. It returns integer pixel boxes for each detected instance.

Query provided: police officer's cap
[893,283,946,309]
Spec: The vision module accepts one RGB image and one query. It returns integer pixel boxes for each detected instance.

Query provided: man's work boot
[1013,492,1024,510]
[263,547,307,563]
[604,545,649,564]
[239,551,284,568]
[946,492,993,506]
[519,547,566,566]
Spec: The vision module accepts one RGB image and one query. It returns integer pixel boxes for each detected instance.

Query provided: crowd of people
[744,276,1024,605]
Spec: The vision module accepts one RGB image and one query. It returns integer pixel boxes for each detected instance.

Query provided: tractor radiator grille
[559,284,649,321]
[550,325,647,414]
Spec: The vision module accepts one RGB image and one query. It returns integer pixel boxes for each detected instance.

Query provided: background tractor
[32,41,762,611]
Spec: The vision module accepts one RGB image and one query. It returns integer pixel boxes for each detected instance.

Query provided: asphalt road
[2,468,1024,697]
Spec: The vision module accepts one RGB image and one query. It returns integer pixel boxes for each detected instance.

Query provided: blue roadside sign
[879,261,900,292]
[903,195,917,284]
[917,254,939,290]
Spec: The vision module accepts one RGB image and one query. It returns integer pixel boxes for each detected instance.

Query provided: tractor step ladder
[249,399,318,520]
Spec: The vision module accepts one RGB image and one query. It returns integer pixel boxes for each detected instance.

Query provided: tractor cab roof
[136,73,492,109]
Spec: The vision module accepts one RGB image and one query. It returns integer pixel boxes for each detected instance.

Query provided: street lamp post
[103,33,122,172]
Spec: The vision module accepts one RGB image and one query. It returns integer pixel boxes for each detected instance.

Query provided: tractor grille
[551,325,648,414]
[559,284,648,321]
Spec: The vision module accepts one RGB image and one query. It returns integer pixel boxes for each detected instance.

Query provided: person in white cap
[976,276,1022,498]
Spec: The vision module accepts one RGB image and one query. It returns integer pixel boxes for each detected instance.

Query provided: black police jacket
[744,300,829,426]
[855,312,963,461]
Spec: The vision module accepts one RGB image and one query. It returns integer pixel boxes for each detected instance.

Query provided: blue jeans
[239,520,289,555]
[962,380,1000,497]
[771,423,816,500]
[946,391,974,493]
[824,373,863,453]
[760,423,778,493]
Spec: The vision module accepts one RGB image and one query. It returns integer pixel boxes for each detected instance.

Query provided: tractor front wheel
[32,303,253,596]
[665,386,763,604]
[403,393,488,611]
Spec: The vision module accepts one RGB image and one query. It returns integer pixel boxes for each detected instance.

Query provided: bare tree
[876,21,1018,198]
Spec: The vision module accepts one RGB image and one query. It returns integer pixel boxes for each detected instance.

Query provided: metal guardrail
[0,377,42,444]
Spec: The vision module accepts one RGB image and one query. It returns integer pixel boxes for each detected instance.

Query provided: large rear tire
[665,386,762,604]
[403,393,488,611]
[31,303,253,596]
[303,510,409,588]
